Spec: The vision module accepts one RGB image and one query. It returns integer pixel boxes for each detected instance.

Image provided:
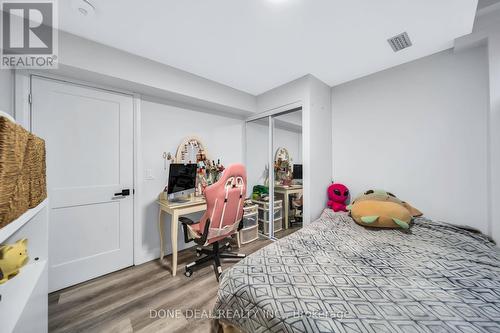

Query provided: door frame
[14,70,143,265]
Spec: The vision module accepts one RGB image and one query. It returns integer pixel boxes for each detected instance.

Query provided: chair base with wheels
[184,241,245,280]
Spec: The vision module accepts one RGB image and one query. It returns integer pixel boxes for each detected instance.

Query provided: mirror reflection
[245,118,272,241]
[244,108,303,240]
[273,110,303,239]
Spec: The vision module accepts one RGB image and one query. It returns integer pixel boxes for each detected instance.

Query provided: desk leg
[158,209,165,263]
[171,211,179,276]
[284,194,289,229]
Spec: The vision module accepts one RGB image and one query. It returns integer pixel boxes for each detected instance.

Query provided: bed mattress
[214,210,500,333]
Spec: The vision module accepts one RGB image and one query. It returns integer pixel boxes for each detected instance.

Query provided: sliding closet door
[246,117,276,238]
[31,76,134,292]
[273,109,303,239]
[246,108,304,240]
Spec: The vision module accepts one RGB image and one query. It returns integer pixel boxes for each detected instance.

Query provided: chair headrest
[219,163,246,183]
[205,163,246,197]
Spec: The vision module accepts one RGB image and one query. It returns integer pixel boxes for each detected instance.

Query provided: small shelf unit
[0,199,49,333]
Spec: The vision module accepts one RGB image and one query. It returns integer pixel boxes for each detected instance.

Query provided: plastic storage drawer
[258,206,282,222]
[242,213,258,229]
[239,225,259,244]
[259,218,283,235]
[252,199,283,222]
[241,204,258,228]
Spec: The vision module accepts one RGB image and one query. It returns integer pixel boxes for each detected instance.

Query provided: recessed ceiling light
[71,0,96,17]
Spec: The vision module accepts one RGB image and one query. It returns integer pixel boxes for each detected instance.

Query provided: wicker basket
[27,134,47,208]
[0,117,47,228]
[0,117,31,228]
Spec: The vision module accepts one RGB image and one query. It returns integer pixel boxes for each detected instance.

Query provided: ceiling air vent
[387,32,412,52]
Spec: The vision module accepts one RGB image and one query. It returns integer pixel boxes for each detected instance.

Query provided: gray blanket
[214,209,500,332]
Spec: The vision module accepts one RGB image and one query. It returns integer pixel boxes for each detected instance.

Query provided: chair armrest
[179,217,198,225]
[180,217,199,244]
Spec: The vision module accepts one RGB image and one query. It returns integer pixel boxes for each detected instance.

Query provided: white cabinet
[0,200,48,333]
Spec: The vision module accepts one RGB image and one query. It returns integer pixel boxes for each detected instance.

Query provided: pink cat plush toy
[327,183,349,212]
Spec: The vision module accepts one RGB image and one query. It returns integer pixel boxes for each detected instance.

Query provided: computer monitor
[166,163,197,201]
[293,164,302,180]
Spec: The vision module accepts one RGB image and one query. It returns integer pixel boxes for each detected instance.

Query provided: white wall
[275,128,302,165]
[246,121,269,198]
[138,100,245,264]
[306,76,332,222]
[487,31,500,243]
[470,8,500,243]
[256,76,308,113]
[0,69,14,115]
[332,47,490,234]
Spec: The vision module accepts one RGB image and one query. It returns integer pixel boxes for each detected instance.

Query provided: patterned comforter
[214,209,500,333]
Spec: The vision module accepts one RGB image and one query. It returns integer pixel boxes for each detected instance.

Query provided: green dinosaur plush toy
[347,189,422,229]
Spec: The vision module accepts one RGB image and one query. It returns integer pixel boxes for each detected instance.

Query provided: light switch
[144,168,154,180]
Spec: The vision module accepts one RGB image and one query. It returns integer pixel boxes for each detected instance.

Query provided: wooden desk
[157,196,207,276]
[274,185,303,229]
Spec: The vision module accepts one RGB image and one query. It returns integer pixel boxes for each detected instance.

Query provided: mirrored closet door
[272,109,303,239]
[245,117,275,240]
[245,107,303,240]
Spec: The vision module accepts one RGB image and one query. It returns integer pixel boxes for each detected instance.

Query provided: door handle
[114,189,131,197]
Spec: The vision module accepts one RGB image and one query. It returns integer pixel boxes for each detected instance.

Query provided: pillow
[348,189,422,229]
[350,200,412,229]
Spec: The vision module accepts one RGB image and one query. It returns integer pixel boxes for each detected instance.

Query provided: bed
[213,209,500,333]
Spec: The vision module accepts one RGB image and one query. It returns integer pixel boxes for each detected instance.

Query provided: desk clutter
[274,147,292,184]
[163,136,225,199]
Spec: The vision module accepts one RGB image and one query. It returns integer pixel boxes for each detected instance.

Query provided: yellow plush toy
[348,190,422,229]
[0,238,29,284]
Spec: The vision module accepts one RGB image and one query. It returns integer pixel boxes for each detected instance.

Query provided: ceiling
[59,0,478,95]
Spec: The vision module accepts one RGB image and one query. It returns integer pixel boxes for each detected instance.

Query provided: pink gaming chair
[180,163,247,280]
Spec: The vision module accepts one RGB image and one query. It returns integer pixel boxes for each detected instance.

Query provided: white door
[31,76,134,292]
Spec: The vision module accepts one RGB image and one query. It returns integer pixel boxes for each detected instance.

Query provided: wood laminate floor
[48,226,301,333]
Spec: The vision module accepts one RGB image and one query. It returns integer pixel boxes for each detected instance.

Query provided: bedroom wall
[306,76,333,223]
[331,46,490,234]
[138,99,245,264]
[470,8,500,244]
[0,69,14,115]
[275,128,302,165]
[487,32,500,244]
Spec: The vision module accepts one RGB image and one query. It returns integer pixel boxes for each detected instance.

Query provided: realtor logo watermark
[1,0,58,68]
